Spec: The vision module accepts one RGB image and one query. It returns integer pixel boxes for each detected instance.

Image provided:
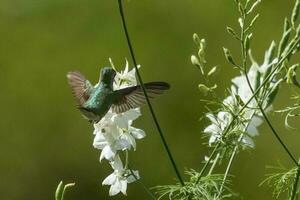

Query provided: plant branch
[197,3,300,189]
[129,167,157,200]
[243,52,298,166]
[117,0,184,186]
[195,143,220,184]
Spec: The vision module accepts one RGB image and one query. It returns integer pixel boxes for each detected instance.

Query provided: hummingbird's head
[100,67,116,86]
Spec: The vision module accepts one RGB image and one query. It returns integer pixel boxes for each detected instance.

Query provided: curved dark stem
[117,0,184,186]
[244,70,298,166]
[128,168,157,200]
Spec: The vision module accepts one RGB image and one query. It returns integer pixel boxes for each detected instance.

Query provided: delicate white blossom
[113,60,140,89]
[102,155,139,196]
[93,59,144,196]
[204,45,277,148]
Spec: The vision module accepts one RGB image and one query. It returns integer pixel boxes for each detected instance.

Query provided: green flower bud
[227,26,240,40]
[287,64,299,86]
[193,33,201,46]
[200,38,206,50]
[223,47,237,66]
[247,0,261,14]
[191,55,200,66]
[244,34,252,52]
[266,79,283,106]
[208,66,218,77]
[198,84,210,96]
[292,0,300,27]
[198,49,206,63]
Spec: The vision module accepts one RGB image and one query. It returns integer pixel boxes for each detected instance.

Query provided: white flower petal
[115,138,131,150]
[209,134,218,145]
[206,113,217,124]
[100,145,116,161]
[203,124,219,134]
[102,173,117,185]
[131,127,146,139]
[242,135,255,148]
[109,181,122,196]
[124,108,141,121]
[93,133,107,149]
[111,155,124,171]
[127,170,139,183]
[120,180,128,195]
[247,125,259,137]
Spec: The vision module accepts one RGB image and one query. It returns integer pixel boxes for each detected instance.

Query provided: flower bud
[191,55,200,66]
[198,84,210,96]
[223,47,237,66]
[208,66,218,77]
[193,33,201,45]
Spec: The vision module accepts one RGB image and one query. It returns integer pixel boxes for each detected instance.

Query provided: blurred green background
[0,0,299,199]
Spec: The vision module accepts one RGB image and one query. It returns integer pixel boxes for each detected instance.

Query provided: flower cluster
[204,44,279,149]
[93,60,145,196]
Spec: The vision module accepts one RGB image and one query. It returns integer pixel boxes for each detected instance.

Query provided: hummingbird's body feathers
[82,83,114,121]
[111,82,170,113]
[67,67,170,122]
[67,71,94,106]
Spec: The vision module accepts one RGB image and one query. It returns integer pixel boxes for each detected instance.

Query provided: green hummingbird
[67,67,170,122]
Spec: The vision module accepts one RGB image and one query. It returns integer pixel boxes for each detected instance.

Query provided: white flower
[246,115,263,137]
[203,112,232,145]
[93,111,127,161]
[113,60,140,90]
[203,44,277,149]
[112,108,141,129]
[102,156,139,196]
[92,59,145,196]
[93,108,146,161]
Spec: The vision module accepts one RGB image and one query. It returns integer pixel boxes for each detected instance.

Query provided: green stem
[241,10,297,165]
[195,143,220,184]
[195,42,299,182]
[208,153,220,175]
[218,145,238,197]
[244,54,298,166]
[128,167,157,200]
[117,0,184,186]
[122,152,157,199]
[201,9,300,193]
[217,111,256,197]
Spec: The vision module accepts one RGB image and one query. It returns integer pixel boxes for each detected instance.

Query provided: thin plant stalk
[122,151,157,199]
[129,167,157,200]
[217,111,256,198]
[195,143,220,184]
[208,153,220,175]
[117,0,184,186]
[239,7,298,165]
[240,5,299,198]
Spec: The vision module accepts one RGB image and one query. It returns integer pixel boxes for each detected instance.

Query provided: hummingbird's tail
[142,82,170,92]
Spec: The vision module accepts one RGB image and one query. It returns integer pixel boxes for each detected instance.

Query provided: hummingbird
[67,67,170,122]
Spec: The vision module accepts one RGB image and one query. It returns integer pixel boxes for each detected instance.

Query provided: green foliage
[276,93,300,129]
[260,164,298,199]
[55,181,75,200]
[154,170,236,200]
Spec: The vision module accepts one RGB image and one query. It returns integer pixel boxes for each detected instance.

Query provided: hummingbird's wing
[67,71,94,106]
[111,82,170,113]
